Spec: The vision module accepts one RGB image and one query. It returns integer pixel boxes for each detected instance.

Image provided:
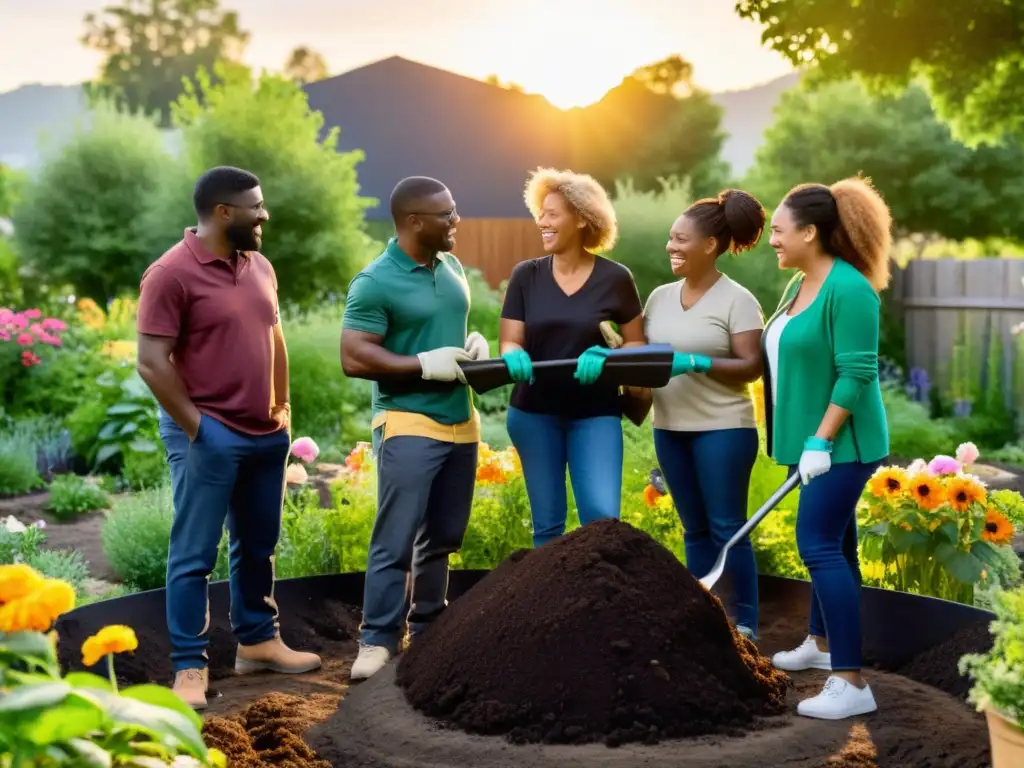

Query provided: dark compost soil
[394,518,790,747]
[57,518,995,768]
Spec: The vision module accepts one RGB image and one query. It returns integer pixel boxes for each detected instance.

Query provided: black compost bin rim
[56,570,995,672]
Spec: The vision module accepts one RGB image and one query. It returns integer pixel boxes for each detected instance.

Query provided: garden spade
[698,473,802,591]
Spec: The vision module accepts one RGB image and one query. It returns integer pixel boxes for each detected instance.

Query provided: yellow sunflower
[868,466,908,498]
[982,509,1015,545]
[944,475,987,513]
[908,473,945,511]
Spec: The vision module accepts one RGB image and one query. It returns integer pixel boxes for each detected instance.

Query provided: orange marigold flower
[643,484,663,507]
[868,466,908,498]
[908,473,944,511]
[982,509,1015,545]
[944,475,986,513]
[81,624,138,668]
[0,563,45,604]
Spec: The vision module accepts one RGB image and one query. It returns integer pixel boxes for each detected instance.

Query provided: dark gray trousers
[359,430,477,652]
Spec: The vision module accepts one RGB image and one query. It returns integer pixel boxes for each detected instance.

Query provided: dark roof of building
[303,56,573,220]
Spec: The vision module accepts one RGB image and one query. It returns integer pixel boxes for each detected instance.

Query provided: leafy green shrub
[66,364,134,463]
[46,474,111,520]
[960,587,1024,724]
[0,427,43,496]
[285,304,351,448]
[882,384,959,459]
[11,100,176,302]
[122,447,169,490]
[102,485,228,590]
[274,487,341,579]
[0,522,46,563]
[24,548,91,596]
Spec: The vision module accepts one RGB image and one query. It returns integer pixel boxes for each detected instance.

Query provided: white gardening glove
[798,436,833,485]
[417,346,470,383]
[464,331,490,360]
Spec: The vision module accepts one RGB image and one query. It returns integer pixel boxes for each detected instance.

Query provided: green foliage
[0,427,43,497]
[608,177,790,314]
[990,489,1024,530]
[746,79,1024,242]
[0,238,21,308]
[735,1,1024,145]
[0,524,46,565]
[0,625,217,766]
[11,101,176,303]
[882,384,960,459]
[140,63,377,310]
[284,304,350,448]
[23,549,91,598]
[82,0,250,127]
[960,587,1024,724]
[0,163,25,218]
[101,485,227,590]
[45,476,111,521]
[576,57,731,195]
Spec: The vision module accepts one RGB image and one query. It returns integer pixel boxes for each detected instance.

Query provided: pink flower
[41,318,67,332]
[0,330,9,342]
[955,441,980,466]
[10,314,26,331]
[285,463,309,485]
[20,350,40,367]
[15,333,33,346]
[39,333,61,347]
[928,455,961,476]
[23,308,41,320]
[290,436,320,464]
[29,323,44,336]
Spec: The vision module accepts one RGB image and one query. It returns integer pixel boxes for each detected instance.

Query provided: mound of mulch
[895,620,993,700]
[395,518,791,747]
[202,692,338,767]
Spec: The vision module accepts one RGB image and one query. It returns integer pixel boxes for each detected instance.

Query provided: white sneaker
[797,675,877,720]
[772,635,832,671]
[350,643,392,681]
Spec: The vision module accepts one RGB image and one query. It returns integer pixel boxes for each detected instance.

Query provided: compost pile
[395,518,790,747]
[202,692,337,768]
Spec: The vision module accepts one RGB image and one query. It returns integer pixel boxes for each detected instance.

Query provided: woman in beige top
[643,189,767,639]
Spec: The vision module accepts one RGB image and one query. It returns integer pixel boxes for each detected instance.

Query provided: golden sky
[0,0,793,105]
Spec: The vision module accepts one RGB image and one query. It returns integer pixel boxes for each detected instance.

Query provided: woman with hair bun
[641,189,768,641]
[763,177,892,720]
[499,168,646,548]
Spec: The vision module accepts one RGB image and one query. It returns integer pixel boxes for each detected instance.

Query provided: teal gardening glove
[670,352,712,377]
[574,345,612,385]
[502,348,534,383]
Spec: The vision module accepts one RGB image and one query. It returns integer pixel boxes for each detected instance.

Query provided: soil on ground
[53,518,998,767]
[395,519,790,747]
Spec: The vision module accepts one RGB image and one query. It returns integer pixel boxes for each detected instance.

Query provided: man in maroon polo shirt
[136,166,320,709]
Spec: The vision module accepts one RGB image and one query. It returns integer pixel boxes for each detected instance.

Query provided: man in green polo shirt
[341,176,490,681]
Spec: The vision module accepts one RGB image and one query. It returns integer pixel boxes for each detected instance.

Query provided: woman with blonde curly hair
[499,168,645,547]
[762,177,892,720]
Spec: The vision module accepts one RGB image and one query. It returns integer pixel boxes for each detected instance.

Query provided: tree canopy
[284,46,329,84]
[82,0,249,126]
[735,0,1024,144]
[12,102,176,302]
[746,79,1024,243]
[576,55,730,198]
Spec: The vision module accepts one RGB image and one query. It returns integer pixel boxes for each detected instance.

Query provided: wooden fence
[896,258,1024,409]
[450,218,541,287]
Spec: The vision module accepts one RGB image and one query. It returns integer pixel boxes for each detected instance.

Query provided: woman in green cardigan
[761,177,891,721]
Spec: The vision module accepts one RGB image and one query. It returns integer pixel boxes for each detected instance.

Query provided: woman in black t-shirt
[500,168,646,548]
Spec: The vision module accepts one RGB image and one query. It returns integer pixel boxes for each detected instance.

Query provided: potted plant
[959,586,1024,766]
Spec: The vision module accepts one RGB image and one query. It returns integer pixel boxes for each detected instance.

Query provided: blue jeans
[792,459,881,671]
[159,412,291,672]
[654,428,760,634]
[360,429,477,653]
[506,407,623,548]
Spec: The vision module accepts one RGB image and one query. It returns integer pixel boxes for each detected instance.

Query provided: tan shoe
[234,635,322,675]
[172,668,208,710]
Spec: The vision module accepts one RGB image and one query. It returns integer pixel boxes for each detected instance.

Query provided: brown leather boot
[172,668,208,710]
[235,635,322,675]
